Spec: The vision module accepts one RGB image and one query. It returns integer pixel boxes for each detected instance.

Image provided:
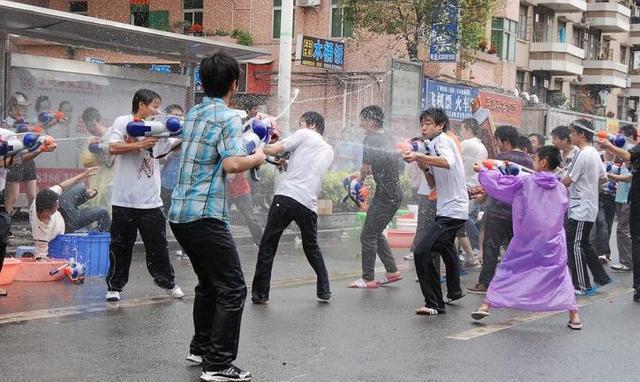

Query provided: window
[557,21,566,43]
[184,0,203,31]
[331,0,353,38]
[70,1,87,15]
[533,9,552,43]
[491,18,517,62]
[272,0,295,39]
[518,6,528,40]
[618,97,625,121]
[131,1,149,27]
[570,85,577,109]
[516,71,526,92]
[621,46,627,65]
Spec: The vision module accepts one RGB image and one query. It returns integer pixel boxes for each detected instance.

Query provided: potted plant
[189,23,204,36]
[487,46,498,55]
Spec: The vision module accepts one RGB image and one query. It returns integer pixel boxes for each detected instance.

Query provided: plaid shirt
[168,97,246,224]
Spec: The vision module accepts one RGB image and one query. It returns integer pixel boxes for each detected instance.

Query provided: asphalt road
[0,234,637,382]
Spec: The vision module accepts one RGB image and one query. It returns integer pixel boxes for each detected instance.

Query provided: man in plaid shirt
[169,52,265,382]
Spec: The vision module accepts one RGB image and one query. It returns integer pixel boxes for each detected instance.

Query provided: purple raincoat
[479,169,577,312]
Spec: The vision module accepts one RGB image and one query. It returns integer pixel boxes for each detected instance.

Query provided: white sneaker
[611,264,631,272]
[105,291,120,302]
[186,353,203,365]
[404,253,414,260]
[166,286,185,299]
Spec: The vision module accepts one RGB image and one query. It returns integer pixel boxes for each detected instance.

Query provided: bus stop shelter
[0,0,270,110]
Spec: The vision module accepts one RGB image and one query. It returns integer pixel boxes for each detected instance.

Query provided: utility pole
[277,0,294,132]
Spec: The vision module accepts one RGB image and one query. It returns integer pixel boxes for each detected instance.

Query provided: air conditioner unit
[296,0,320,7]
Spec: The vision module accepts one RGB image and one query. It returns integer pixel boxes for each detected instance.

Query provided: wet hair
[35,189,59,214]
[420,108,450,132]
[81,107,101,124]
[494,125,519,147]
[360,105,384,128]
[165,104,184,115]
[620,123,638,141]
[550,125,571,141]
[462,118,480,136]
[570,119,594,142]
[35,96,50,112]
[517,135,533,153]
[200,52,240,98]
[58,101,72,112]
[528,133,545,147]
[300,111,325,135]
[535,145,561,171]
[131,89,161,114]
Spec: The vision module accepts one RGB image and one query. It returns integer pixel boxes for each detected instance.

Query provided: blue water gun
[126,116,183,138]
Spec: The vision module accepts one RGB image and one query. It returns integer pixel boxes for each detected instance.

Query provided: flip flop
[87,188,98,200]
[348,278,379,289]
[567,321,583,330]
[416,307,439,315]
[378,274,403,285]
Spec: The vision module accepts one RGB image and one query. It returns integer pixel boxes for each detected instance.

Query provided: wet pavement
[0,231,638,382]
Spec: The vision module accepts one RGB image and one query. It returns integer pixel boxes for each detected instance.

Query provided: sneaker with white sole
[105,291,120,302]
[186,353,203,365]
[611,264,631,272]
[404,253,414,260]
[200,365,252,381]
[166,286,185,299]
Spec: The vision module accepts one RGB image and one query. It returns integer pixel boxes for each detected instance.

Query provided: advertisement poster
[422,79,478,121]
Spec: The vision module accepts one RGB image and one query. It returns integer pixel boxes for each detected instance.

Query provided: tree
[341,0,498,63]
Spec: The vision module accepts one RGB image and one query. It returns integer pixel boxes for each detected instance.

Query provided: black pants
[414,216,466,312]
[58,183,111,233]
[252,195,330,301]
[594,192,616,257]
[0,202,10,275]
[170,218,246,372]
[479,216,513,286]
[630,202,640,292]
[106,206,175,292]
[566,219,610,291]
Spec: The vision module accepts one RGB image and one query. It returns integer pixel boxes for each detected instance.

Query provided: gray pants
[360,195,402,281]
[617,203,632,268]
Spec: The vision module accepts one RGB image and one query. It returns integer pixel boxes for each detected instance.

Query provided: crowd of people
[1,51,639,382]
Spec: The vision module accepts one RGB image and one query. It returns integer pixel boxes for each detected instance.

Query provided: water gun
[38,111,66,127]
[242,117,276,181]
[126,115,183,138]
[482,159,533,176]
[0,133,56,156]
[49,259,86,284]
[596,130,626,148]
[396,137,431,155]
[88,141,110,154]
[605,162,621,193]
[341,176,370,210]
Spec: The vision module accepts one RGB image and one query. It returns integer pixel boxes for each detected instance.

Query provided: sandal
[567,321,583,330]
[416,307,440,315]
[86,188,98,200]
[378,274,403,285]
[471,310,490,320]
[0,288,6,297]
[348,278,379,289]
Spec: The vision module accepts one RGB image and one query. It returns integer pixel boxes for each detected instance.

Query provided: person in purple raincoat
[470,146,582,330]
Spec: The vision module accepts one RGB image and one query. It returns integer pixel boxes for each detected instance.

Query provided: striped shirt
[168,97,246,224]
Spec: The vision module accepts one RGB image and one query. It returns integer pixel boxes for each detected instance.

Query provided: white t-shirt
[275,128,334,213]
[0,127,15,192]
[461,137,488,186]
[30,185,65,258]
[107,115,176,209]
[417,175,431,196]
[568,145,606,222]
[428,133,469,220]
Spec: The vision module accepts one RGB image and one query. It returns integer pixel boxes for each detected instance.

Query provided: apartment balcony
[582,59,628,88]
[585,2,631,32]
[629,23,640,45]
[529,43,585,75]
[624,74,640,97]
[536,0,586,12]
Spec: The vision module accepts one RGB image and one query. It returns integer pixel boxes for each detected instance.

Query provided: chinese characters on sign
[478,92,522,127]
[429,0,459,62]
[298,35,344,70]
[422,79,478,120]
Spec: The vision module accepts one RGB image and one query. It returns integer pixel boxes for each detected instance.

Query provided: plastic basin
[0,258,22,285]
[386,229,415,248]
[14,258,67,282]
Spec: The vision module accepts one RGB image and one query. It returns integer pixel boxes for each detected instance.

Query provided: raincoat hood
[533,171,559,189]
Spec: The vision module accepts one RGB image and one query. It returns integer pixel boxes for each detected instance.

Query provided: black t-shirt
[362,131,401,200]
[629,145,640,203]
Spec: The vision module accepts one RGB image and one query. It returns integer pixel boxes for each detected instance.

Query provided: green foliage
[231,29,253,46]
[215,28,230,36]
[548,92,567,108]
[340,0,497,61]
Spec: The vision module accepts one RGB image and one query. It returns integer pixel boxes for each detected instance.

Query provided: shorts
[7,160,37,182]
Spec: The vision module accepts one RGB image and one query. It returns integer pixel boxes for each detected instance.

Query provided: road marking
[0,271,364,326]
[448,286,634,341]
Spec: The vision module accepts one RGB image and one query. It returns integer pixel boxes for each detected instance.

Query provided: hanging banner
[478,91,522,127]
[422,79,478,120]
[429,0,459,62]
